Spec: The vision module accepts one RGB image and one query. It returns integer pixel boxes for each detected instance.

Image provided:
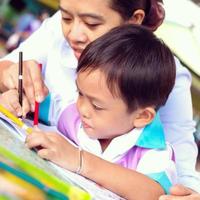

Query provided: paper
[0,112,58,141]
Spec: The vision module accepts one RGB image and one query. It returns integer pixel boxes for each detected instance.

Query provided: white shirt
[1,11,199,192]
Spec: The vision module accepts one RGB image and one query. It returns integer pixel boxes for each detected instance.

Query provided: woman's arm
[0,60,14,91]
[159,185,200,200]
[159,57,200,192]
[0,11,61,105]
[0,60,48,109]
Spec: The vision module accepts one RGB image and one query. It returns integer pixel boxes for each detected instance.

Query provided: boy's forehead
[77,68,121,98]
[77,69,110,93]
[77,69,104,83]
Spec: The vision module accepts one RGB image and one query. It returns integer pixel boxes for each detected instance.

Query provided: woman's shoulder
[46,11,61,26]
[174,56,192,82]
[41,11,63,40]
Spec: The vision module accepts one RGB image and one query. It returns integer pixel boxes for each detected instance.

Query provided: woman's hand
[0,89,30,117]
[1,60,48,111]
[25,131,80,172]
[159,185,200,200]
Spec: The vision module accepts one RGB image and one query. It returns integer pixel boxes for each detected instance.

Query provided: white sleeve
[0,11,62,66]
[159,57,200,192]
[136,144,177,194]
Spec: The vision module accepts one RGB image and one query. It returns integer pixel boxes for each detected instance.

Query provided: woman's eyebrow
[59,5,71,15]
[59,5,104,21]
[79,13,104,22]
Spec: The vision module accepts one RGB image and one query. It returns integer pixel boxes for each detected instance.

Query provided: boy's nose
[77,98,90,119]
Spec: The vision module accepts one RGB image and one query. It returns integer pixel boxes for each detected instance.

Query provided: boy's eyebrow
[59,5,104,21]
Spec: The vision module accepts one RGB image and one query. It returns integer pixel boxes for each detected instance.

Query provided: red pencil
[33,64,42,126]
[33,101,39,126]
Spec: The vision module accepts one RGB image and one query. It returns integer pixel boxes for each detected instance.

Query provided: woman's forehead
[59,0,112,14]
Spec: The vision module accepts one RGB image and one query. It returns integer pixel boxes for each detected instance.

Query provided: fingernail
[17,110,22,117]
[159,196,166,200]
[22,112,26,118]
[36,94,44,102]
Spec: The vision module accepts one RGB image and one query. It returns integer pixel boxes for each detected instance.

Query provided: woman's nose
[68,21,87,43]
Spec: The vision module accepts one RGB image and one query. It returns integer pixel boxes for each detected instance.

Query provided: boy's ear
[133,107,156,128]
[127,9,145,25]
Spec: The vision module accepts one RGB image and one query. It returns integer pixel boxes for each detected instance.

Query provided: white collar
[77,126,144,162]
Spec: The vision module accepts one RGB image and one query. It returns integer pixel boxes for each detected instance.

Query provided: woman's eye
[86,23,101,29]
[62,17,72,22]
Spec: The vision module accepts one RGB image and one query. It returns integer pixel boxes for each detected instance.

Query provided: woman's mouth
[72,47,83,59]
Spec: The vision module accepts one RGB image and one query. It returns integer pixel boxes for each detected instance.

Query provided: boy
[1,25,177,200]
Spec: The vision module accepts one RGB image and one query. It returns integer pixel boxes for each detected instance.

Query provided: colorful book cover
[0,146,91,200]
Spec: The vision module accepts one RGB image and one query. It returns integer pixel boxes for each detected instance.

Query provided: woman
[0,0,199,199]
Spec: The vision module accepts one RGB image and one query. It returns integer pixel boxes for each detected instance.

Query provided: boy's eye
[93,104,103,110]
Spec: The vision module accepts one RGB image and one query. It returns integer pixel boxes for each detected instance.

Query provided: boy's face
[60,0,124,59]
[76,69,139,140]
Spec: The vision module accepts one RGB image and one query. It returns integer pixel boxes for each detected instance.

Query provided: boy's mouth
[82,121,92,129]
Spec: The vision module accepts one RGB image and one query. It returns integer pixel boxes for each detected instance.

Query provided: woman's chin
[74,51,81,59]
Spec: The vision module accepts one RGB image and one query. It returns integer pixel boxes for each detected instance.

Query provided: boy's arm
[26,131,176,200]
[80,149,165,200]
[26,131,164,200]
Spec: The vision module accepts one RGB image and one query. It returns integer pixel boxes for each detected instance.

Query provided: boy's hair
[77,24,176,113]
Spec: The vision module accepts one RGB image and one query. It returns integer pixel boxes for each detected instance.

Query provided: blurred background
[0,0,200,167]
[0,0,58,55]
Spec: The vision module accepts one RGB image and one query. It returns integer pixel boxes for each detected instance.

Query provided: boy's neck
[99,139,112,152]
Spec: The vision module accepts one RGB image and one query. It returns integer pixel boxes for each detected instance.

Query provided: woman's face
[60,0,125,59]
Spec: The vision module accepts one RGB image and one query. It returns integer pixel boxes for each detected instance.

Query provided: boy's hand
[159,185,200,200]
[0,89,30,117]
[1,60,48,111]
[25,131,80,172]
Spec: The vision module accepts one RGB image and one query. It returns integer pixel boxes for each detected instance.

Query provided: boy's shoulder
[57,103,80,143]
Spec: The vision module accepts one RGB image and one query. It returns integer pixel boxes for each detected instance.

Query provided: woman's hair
[109,0,165,31]
[77,24,176,113]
